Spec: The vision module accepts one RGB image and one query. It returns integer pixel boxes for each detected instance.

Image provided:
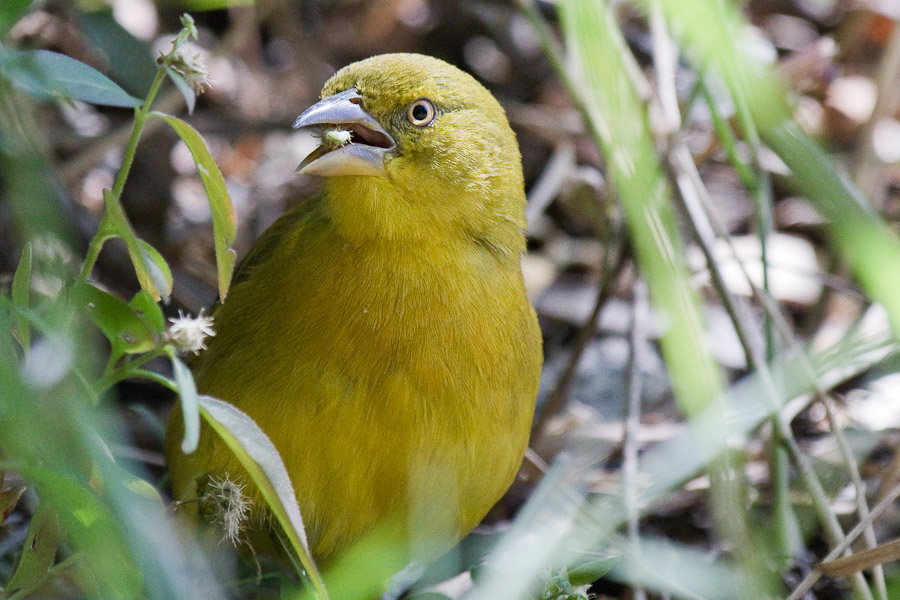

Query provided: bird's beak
[292,88,395,177]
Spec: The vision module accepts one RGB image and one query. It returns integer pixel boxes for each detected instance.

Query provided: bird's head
[293,53,526,250]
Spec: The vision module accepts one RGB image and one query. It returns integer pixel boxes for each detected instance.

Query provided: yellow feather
[165,53,542,565]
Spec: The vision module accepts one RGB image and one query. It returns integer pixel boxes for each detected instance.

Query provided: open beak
[292,88,395,177]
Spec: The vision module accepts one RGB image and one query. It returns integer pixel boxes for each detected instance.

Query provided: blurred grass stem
[671,128,883,594]
[623,279,648,600]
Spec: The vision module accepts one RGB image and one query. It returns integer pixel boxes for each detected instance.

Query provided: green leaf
[567,557,618,586]
[163,65,196,115]
[129,289,165,334]
[137,238,173,299]
[155,114,236,299]
[197,395,327,597]
[73,281,157,355]
[0,304,18,369]
[99,189,165,301]
[0,0,33,38]
[23,468,143,599]
[76,8,156,98]
[11,241,31,354]
[168,349,200,453]
[5,504,61,596]
[0,49,141,107]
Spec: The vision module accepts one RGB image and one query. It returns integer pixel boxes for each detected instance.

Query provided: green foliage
[0,10,321,595]
[0,48,141,107]
[560,0,723,417]
[10,242,31,354]
[0,0,33,38]
[0,475,26,524]
[169,349,200,452]
[95,188,171,301]
[163,65,197,113]
[0,10,251,600]
[650,0,900,337]
[5,504,61,598]
[73,282,160,357]
[156,114,237,299]
[566,558,618,587]
[76,8,156,97]
[538,568,589,600]
[23,468,144,599]
[129,290,166,334]
[178,0,256,10]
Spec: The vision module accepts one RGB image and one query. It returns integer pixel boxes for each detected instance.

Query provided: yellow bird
[165,53,542,566]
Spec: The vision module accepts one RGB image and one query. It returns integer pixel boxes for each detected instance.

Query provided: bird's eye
[406,99,436,127]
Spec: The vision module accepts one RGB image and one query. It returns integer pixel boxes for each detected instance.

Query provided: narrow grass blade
[11,241,31,353]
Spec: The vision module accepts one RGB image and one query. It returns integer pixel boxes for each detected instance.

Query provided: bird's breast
[285,231,518,383]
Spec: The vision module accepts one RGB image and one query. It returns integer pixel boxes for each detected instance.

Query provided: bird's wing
[229,199,315,290]
[183,199,316,369]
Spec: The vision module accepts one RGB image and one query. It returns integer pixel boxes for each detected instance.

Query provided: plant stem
[78,227,108,284]
[94,347,169,393]
[78,66,168,283]
[111,68,167,200]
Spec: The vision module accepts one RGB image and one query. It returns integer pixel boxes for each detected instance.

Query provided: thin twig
[639,3,761,586]
[873,437,900,505]
[819,393,888,600]
[669,145,761,364]
[818,538,900,578]
[752,288,886,599]
[689,71,885,595]
[623,279,649,600]
[526,141,577,226]
[522,447,550,481]
[787,481,900,600]
[520,5,881,599]
[778,427,874,600]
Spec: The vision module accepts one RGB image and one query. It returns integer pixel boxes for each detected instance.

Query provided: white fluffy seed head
[165,308,215,355]
[203,474,251,546]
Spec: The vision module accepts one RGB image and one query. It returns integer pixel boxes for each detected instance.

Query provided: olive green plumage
[166,53,542,564]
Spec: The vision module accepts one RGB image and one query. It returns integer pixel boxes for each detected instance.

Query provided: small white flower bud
[165,308,215,355]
